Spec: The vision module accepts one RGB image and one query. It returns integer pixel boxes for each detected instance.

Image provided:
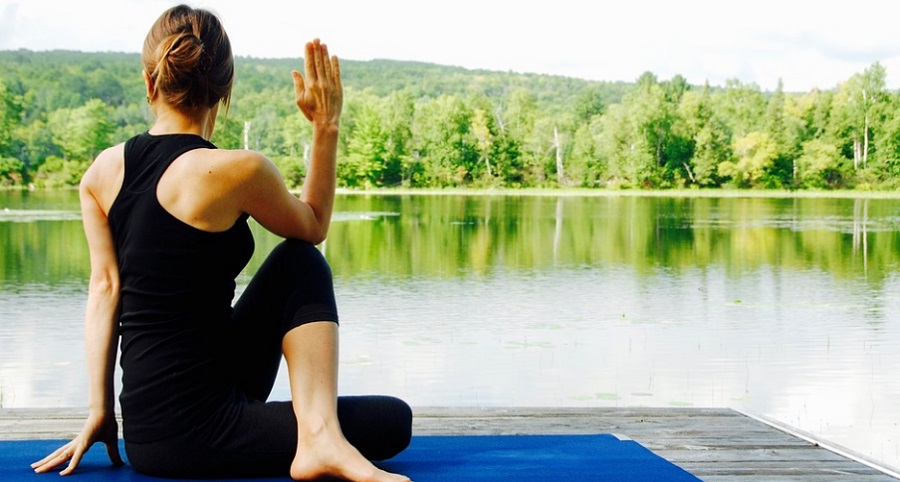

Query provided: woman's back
[109,132,254,443]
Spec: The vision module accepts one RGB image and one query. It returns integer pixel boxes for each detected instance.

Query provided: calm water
[1,190,899,470]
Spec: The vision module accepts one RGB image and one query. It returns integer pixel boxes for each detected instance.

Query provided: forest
[0,49,898,191]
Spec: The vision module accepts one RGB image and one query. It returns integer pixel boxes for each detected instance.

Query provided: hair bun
[142,5,233,114]
[159,32,203,75]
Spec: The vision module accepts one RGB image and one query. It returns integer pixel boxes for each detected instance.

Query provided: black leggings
[124,240,412,478]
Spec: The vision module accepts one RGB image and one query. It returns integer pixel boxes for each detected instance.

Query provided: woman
[31,5,412,481]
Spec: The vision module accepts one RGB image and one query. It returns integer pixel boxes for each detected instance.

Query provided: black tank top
[109,132,254,442]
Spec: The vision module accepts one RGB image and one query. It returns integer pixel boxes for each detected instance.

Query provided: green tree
[46,99,113,162]
[268,111,311,189]
[211,112,246,150]
[869,92,900,184]
[596,73,690,187]
[412,95,479,187]
[381,89,415,187]
[831,63,888,173]
[802,89,834,141]
[0,79,22,159]
[501,88,542,184]
[15,119,58,180]
[471,106,496,183]
[573,85,607,123]
[715,79,766,139]
[34,155,89,187]
[567,117,604,187]
[342,93,389,188]
[679,85,730,186]
[0,156,25,185]
[764,80,788,185]
[633,72,671,175]
[596,102,654,187]
[796,139,846,188]
[718,131,778,188]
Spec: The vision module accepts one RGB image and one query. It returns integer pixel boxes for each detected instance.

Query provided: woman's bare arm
[239,39,341,244]
[32,151,124,475]
[79,165,122,423]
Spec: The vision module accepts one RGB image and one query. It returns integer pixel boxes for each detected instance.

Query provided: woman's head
[142,5,233,116]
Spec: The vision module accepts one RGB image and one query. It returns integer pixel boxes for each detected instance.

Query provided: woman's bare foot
[290,423,409,482]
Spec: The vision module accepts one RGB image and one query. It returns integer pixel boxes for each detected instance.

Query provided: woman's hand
[31,411,124,475]
[292,38,343,129]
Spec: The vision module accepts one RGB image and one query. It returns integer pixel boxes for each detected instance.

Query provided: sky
[2,0,900,92]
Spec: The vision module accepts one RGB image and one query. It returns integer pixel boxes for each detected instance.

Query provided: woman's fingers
[59,445,85,476]
[304,40,317,85]
[331,55,342,90]
[313,41,327,86]
[31,441,72,471]
[291,70,313,122]
[320,42,332,81]
[293,38,342,125]
[32,415,122,475]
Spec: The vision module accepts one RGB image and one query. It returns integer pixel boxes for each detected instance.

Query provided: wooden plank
[408,407,898,481]
[1,407,897,481]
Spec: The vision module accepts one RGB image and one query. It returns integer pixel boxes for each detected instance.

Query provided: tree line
[0,50,897,190]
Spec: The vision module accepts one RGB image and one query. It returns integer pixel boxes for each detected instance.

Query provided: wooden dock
[2,407,897,481]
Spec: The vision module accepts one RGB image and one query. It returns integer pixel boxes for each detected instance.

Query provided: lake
[1,190,898,471]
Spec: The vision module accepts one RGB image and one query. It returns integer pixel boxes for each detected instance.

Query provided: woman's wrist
[88,396,115,416]
[312,121,340,137]
[88,406,115,420]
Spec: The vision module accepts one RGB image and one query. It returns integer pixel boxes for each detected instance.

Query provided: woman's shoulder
[95,142,126,164]
[90,143,125,177]
[83,143,126,188]
[81,143,126,213]
[209,147,268,167]
[197,148,280,185]
[163,148,283,212]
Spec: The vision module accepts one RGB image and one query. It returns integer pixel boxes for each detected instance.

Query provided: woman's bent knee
[338,395,413,461]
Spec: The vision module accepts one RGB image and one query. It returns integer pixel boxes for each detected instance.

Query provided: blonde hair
[142,4,233,115]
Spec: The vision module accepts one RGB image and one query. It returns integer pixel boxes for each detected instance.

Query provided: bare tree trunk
[863,114,870,169]
[656,138,664,167]
[682,162,696,184]
[853,136,861,170]
[243,121,251,151]
[554,126,564,185]
[862,90,869,169]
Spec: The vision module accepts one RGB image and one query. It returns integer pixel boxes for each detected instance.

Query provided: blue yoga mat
[2,435,700,481]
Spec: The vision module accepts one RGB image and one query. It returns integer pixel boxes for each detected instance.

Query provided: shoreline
[334,187,900,199]
[4,185,900,200]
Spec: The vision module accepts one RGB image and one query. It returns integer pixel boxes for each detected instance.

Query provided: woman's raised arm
[238,39,342,244]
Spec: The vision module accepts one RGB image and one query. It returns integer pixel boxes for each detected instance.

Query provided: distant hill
[0,49,633,117]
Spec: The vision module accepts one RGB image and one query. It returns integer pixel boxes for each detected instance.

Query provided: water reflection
[1,191,899,470]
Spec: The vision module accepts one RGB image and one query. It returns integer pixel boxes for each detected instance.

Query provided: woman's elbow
[302,226,328,245]
[89,272,120,298]
[296,213,330,245]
